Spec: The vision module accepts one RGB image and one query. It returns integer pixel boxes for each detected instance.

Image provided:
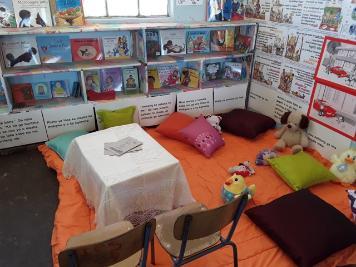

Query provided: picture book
[157,64,180,87]
[186,30,210,54]
[84,70,101,93]
[223,62,246,80]
[122,67,139,93]
[100,68,122,92]
[146,30,161,58]
[12,0,52,27]
[147,68,161,90]
[205,62,222,80]
[160,30,186,55]
[225,28,235,52]
[0,0,16,27]
[11,83,35,105]
[181,68,200,88]
[52,0,84,26]
[36,35,72,63]
[32,82,52,100]
[50,80,68,97]
[71,38,102,61]
[1,36,40,68]
[210,30,226,52]
[236,25,254,53]
[102,31,132,60]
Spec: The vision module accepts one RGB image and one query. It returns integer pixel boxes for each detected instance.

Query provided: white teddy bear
[205,115,222,134]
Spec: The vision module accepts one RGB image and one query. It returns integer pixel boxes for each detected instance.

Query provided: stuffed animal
[273,111,310,154]
[255,149,278,166]
[330,149,356,184]
[228,161,255,176]
[205,115,222,134]
[222,174,256,203]
[347,190,356,222]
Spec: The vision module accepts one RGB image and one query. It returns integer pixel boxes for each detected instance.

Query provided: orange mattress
[38,129,356,267]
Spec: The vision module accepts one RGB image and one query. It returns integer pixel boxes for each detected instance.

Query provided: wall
[174,0,207,22]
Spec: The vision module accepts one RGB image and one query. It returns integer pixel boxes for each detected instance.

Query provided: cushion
[220,109,276,139]
[179,116,224,158]
[156,112,195,142]
[268,152,335,191]
[46,130,88,160]
[246,189,356,267]
[97,106,136,129]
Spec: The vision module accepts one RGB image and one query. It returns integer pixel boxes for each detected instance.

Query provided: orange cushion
[156,112,194,142]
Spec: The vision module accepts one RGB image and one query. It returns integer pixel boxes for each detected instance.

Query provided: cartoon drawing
[270,0,293,24]
[319,6,342,32]
[278,69,294,93]
[253,62,273,85]
[126,75,136,88]
[6,47,37,67]
[163,40,185,54]
[85,75,98,91]
[181,70,191,86]
[285,34,303,62]
[245,0,265,19]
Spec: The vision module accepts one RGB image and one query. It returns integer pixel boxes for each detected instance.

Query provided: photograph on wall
[315,37,356,93]
[308,83,356,140]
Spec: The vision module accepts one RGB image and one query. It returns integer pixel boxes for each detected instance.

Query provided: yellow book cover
[181,68,200,89]
[147,68,161,90]
[225,29,235,52]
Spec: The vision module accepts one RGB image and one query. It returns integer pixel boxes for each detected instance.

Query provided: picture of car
[313,99,337,117]
[330,66,349,78]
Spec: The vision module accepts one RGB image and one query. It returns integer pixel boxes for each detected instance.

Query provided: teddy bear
[330,149,356,184]
[205,115,222,134]
[273,111,310,154]
[222,174,256,203]
[228,161,255,176]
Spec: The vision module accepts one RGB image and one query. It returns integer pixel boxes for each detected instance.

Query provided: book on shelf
[157,64,180,87]
[71,38,103,62]
[12,0,52,27]
[225,28,235,52]
[102,31,132,60]
[1,36,41,68]
[84,70,101,93]
[181,68,200,89]
[208,0,223,22]
[0,0,16,27]
[147,68,161,90]
[160,29,186,55]
[231,0,245,21]
[37,35,72,64]
[122,67,139,94]
[146,30,161,58]
[11,83,35,106]
[223,62,247,80]
[50,80,68,97]
[236,25,254,53]
[186,30,210,54]
[71,81,81,97]
[210,30,226,52]
[51,0,84,26]
[101,68,122,92]
[32,82,52,100]
[205,62,222,81]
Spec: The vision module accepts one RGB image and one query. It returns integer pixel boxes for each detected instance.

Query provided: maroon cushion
[245,189,356,267]
[220,109,275,139]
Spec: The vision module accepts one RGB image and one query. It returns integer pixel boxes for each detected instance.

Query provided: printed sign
[177,88,214,117]
[213,83,247,114]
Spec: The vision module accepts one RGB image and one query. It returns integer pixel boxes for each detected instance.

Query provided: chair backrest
[173,194,248,240]
[58,219,156,267]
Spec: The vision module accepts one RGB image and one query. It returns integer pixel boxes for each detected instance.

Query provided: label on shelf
[213,83,248,114]
[177,88,214,117]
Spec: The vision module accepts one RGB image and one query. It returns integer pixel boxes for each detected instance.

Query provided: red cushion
[156,112,194,141]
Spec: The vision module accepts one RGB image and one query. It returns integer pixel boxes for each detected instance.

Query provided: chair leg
[229,242,238,267]
[151,239,155,265]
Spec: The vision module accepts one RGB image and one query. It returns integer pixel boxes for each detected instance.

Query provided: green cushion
[268,152,335,191]
[97,106,136,129]
[46,130,88,159]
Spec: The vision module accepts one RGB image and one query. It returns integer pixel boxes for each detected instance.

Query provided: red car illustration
[330,66,349,78]
[313,99,337,117]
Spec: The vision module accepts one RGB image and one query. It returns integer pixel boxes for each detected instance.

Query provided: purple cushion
[221,109,276,139]
[246,189,356,267]
[179,116,225,158]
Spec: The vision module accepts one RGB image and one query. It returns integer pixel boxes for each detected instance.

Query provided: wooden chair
[153,194,248,267]
[58,219,156,267]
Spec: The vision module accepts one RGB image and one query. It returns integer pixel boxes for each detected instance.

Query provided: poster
[256,24,286,56]
[269,0,303,24]
[252,53,282,88]
[213,83,248,114]
[177,88,214,117]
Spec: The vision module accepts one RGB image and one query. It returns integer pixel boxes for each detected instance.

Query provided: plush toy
[273,111,310,154]
[228,161,255,176]
[255,149,278,166]
[330,149,356,184]
[347,190,356,222]
[205,115,222,134]
[222,174,256,203]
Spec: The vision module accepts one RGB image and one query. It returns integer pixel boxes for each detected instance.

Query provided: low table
[63,123,195,227]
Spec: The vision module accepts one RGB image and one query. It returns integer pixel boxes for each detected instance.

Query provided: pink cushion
[179,116,225,158]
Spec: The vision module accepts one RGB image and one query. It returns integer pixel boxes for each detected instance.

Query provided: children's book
[50,80,68,97]
[36,35,72,63]
[146,30,161,58]
[71,38,102,61]
[102,32,132,60]
[122,67,139,94]
[208,0,223,22]
[157,64,180,87]
[225,28,235,51]
[223,0,232,21]
[186,30,210,54]
[160,30,186,55]
[147,68,161,90]
[223,62,247,80]
[32,82,52,100]
[231,0,245,21]
[100,68,122,92]
[205,62,222,81]
[12,0,52,27]
[1,36,40,68]
[181,68,200,89]
[0,0,16,27]
[52,0,84,26]
[210,30,226,52]
[11,83,35,105]
[236,26,253,53]
[84,70,101,93]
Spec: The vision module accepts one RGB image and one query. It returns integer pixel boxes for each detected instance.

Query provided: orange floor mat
[38,129,356,267]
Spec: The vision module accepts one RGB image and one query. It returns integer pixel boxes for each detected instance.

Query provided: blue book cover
[37,35,72,63]
[50,80,68,98]
[32,82,52,100]
[187,30,210,54]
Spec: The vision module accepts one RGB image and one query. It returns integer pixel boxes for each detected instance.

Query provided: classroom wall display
[12,0,52,28]
[177,87,214,117]
[213,82,247,114]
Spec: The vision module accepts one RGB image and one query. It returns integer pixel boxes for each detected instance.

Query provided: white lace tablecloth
[63,123,195,227]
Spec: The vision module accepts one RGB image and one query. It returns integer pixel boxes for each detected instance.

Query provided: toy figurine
[222,174,256,203]
[228,161,255,176]
[256,149,278,166]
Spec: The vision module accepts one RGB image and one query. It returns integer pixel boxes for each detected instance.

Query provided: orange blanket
[39,129,356,267]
